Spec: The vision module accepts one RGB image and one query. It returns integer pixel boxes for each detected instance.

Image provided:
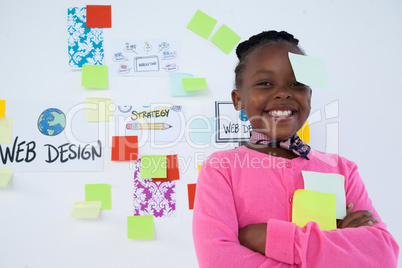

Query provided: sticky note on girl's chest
[292,189,337,231]
[302,170,346,219]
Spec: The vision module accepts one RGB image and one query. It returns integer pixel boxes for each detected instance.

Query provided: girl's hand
[238,223,267,254]
[337,203,379,229]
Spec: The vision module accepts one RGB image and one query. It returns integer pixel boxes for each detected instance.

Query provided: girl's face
[232,43,312,141]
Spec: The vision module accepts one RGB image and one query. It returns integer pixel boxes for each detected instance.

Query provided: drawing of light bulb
[144,41,152,54]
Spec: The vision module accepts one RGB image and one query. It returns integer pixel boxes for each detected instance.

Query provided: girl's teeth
[269,110,292,116]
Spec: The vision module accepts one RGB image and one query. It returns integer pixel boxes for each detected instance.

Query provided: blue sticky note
[68,7,104,69]
[169,73,196,97]
[189,117,215,143]
[288,52,331,90]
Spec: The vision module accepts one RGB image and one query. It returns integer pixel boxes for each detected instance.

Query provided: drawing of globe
[37,108,66,136]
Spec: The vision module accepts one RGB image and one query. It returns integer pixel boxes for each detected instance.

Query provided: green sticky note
[0,100,5,118]
[211,24,241,55]
[85,184,112,210]
[0,118,13,144]
[86,98,114,122]
[140,155,167,179]
[187,9,217,39]
[70,201,101,218]
[127,215,154,239]
[182,78,208,91]
[288,52,331,90]
[292,189,336,231]
[82,64,108,89]
[169,73,196,97]
[0,168,12,187]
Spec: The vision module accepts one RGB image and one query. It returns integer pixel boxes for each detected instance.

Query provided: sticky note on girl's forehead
[288,52,331,90]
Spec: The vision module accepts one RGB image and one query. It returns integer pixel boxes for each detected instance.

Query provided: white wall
[0,0,401,267]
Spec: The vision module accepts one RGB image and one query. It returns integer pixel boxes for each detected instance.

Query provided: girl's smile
[232,42,312,141]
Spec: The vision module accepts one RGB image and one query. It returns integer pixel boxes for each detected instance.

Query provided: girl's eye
[290,81,306,87]
[256,81,273,86]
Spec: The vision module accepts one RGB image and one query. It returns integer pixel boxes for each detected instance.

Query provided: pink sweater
[193,146,399,267]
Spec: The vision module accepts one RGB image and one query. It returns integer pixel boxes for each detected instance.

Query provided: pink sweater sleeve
[266,162,399,267]
[193,160,288,267]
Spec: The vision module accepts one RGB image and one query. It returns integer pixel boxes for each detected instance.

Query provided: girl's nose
[274,86,292,100]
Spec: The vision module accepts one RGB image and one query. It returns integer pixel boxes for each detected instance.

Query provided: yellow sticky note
[182,78,208,91]
[297,120,310,143]
[127,215,154,239]
[70,201,101,218]
[86,98,113,122]
[0,100,5,118]
[82,64,108,89]
[198,165,202,173]
[292,189,336,231]
[0,168,12,187]
[0,118,13,144]
[85,184,111,210]
[211,24,241,55]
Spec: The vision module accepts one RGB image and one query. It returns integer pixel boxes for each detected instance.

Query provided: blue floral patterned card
[67,7,104,69]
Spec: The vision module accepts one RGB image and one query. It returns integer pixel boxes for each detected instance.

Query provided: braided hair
[234,30,304,88]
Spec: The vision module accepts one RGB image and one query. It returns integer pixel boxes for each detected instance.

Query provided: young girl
[192,31,399,267]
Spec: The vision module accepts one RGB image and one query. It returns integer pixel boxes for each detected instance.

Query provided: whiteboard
[0,0,401,267]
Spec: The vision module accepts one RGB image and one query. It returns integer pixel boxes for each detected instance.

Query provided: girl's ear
[231,89,242,111]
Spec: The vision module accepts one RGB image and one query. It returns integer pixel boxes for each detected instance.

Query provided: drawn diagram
[112,39,180,76]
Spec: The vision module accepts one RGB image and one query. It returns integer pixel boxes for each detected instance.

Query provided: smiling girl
[192,31,399,267]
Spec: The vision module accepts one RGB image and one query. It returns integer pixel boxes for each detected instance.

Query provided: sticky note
[169,73,196,97]
[187,10,217,39]
[211,24,241,55]
[70,201,101,218]
[292,189,336,230]
[0,118,13,144]
[182,78,208,91]
[86,5,112,28]
[198,165,201,173]
[0,168,12,187]
[0,100,5,118]
[153,155,180,182]
[188,183,197,210]
[288,52,331,90]
[86,98,113,122]
[127,215,154,239]
[302,171,346,219]
[82,64,108,89]
[140,155,167,179]
[297,120,310,143]
[189,117,215,143]
[111,136,138,161]
[85,184,111,210]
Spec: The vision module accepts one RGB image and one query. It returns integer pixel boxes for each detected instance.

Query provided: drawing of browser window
[134,55,160,72]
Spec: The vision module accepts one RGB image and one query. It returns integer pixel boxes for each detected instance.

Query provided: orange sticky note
[188,183,197,210]
[0,100,5,118]
[153,155,180,182]
[111,136,138,161]
[297,120,310,143]
[86,5,112,28]
[198,165,202,173]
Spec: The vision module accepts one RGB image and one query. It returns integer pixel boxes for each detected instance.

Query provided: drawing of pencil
[126,123,172,130]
